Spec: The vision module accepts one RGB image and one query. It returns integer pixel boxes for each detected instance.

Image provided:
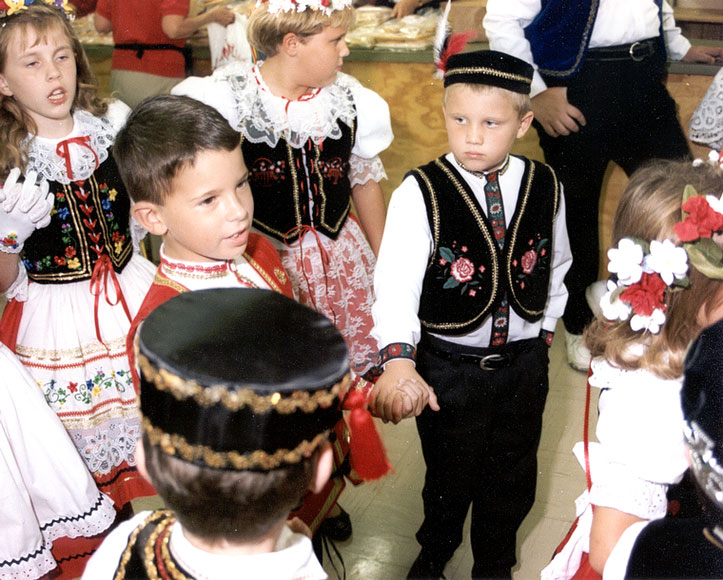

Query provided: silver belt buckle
[479,354,506,371]
[629,41,644,62]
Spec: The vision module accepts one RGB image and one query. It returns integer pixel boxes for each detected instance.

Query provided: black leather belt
[422,344,513,371]
[586,38,658,62]
[114,43,193,76]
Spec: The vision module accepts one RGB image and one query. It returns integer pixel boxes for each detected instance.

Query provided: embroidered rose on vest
[450,257,474,283]
[251,158,286,187]
[437,242,486,296]
[521,249,537,274]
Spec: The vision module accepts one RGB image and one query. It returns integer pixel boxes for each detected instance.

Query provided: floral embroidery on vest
[438,241,488,298]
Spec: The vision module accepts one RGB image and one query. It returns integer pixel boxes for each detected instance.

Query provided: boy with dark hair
[113,95,388,544]
[83,288,348,579]
[371,50,572,578]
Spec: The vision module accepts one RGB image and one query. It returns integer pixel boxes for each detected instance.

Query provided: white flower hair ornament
[601,185,723,334]
[259,0,352,16]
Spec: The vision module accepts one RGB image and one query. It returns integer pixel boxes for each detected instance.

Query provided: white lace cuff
[589,463,669,520]
[349,154,387,187]
[4,262,28,302]
[689,68,723,150]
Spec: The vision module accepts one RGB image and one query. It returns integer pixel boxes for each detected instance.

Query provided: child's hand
[207,6,235,27]
[371,359,439,424]
[0,169,54,253]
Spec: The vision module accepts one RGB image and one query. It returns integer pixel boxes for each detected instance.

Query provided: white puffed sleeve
[172,71,242,130]
[348,84,393,186]
[105,99,131,134]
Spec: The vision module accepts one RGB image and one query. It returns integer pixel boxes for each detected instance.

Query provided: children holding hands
[371,50,572,578]
[172,0,392,377]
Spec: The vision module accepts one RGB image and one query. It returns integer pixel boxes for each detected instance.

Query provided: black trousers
[536,48,691,334]
[414,335,549,579]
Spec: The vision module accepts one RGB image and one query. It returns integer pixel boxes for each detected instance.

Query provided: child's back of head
[136,287,348,546]
[587,159,723,378]
[113,94,241,205]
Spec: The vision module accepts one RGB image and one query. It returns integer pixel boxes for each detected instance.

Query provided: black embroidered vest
[21,155,133,283]
[242,117,356,244]
[113,511,197,579]
[414,156,560,335]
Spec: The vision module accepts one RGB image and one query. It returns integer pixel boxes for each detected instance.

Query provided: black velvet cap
[137,288,347,471]
[444,50,534,94]
[682,318,723,509]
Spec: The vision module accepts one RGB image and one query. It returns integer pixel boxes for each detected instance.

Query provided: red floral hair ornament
[674,184,723,280]
[0,0,74,20]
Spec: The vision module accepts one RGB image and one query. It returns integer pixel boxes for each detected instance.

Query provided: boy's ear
[281,32,300,56]
[516,110,535,139]
[0,75,13,97]
[134,439,152,485]
[309,440,334,494]
[132,201,168,236]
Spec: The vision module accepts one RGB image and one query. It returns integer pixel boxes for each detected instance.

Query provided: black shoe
[318,505,352,542]
[407,551,447,579]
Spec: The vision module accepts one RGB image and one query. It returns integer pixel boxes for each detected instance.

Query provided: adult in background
[94,0,234,108]
[483,0,723,371]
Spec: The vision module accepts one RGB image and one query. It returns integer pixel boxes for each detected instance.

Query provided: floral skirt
[277,218,378,376]
[0,254,156,509]
[0,344,116,580]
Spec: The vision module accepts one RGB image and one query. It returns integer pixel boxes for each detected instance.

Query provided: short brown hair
[113,95,240,205]
[586,160,723,379]
[443,83,531,117]
[0,4,106,178]
[247,3,354,57]
[142,436,317,542]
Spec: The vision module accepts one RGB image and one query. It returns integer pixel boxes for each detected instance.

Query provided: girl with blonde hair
[544,159,723,579]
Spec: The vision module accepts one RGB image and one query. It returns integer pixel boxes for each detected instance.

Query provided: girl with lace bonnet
[0,0,156,535]
[542,159,723,579]
[173,0,393,380]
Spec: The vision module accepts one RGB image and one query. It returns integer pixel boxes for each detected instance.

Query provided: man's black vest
[413,156,560,335]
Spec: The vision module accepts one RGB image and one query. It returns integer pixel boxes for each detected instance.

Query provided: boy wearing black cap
[371,50,572,578]
[83,288,361,579]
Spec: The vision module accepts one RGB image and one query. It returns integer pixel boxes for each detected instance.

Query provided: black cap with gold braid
[444,49,534,94]
[137,288,347,472]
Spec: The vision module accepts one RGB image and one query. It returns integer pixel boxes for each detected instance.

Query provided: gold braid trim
[141,416,329,470]
[138,353,348,414]
[445,67,531,85]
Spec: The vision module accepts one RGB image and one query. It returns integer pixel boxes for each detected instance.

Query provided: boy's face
[154,146,253,262]
[443,84,533,173]
[295,25,349,89]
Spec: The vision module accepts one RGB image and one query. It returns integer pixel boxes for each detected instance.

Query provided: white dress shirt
[483,0,691,97]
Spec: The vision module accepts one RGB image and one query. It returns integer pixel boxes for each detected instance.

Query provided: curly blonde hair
[0,4,106,178]
[585,160,723,379]
[247,3,354,57]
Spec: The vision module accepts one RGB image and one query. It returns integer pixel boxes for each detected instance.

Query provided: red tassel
[437,31,477,75]
[342,389,392,481]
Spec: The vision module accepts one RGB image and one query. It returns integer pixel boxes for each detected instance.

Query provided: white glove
[0,168,54,253]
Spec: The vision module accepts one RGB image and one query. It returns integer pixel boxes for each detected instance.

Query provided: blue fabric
[523,0,600,79]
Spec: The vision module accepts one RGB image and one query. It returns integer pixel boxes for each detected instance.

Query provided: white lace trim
[25,109,117,184]
[4,262,28,302]
[225,63,360,149]
[689,68,723,150]
[42,491,116,544]
[590,461,669,520]
[0,543,55,580]
[588,354,647,390]
[349,153,387,187]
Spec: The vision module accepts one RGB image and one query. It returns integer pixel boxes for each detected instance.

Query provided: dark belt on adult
[114,42,193,77]
[586,38,658,63]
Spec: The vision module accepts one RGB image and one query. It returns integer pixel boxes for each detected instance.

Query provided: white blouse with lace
[172,61,392,187]
[541,356,688,580]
